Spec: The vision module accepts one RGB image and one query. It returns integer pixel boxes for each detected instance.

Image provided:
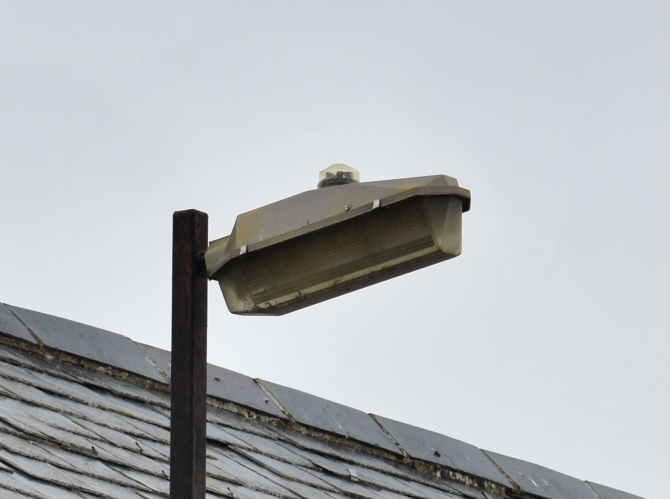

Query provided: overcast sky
[1,2,668,498]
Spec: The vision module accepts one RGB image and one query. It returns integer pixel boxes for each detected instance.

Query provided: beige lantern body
[205,173,470,315]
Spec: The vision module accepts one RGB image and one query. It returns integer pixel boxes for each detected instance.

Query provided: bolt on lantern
[205,164,471,315]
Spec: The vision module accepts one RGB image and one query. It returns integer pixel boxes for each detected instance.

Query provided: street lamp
[205,165,470,315]
[169,165,470,498]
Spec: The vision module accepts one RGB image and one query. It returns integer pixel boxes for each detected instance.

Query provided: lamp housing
[205,174,470,315]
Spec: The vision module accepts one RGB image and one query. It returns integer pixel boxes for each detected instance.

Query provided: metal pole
[170,209,208,499]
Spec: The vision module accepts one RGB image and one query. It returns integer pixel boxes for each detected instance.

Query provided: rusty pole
[170,209,208,499]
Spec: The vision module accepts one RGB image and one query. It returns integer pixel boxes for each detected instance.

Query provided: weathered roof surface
[0,302,645,499]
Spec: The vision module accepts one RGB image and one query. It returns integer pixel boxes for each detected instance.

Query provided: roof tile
[72,417,166,461]
[237,449,336,490]
[307,469,387,499]
[207,364,286,419]
[373,415,511,488]
[484,450,598,499]
[259,380,401,455]
[281,480,340,499]
[587,481,645,499]
[111,466,169,496]
[139,343,287,418]
[208,448,298,497]
[7,305,164,383]
[0,303,36,344]
[0,467,85,498]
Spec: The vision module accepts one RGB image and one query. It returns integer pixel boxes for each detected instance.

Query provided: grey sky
[1,2,668,497]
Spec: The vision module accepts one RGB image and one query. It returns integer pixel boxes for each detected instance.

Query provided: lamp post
[170,210,208,499]
[169,166,470,499]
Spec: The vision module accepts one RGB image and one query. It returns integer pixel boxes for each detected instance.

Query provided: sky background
[1,2,668,498]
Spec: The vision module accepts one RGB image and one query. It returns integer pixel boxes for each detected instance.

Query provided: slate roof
[0,302,644,499]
